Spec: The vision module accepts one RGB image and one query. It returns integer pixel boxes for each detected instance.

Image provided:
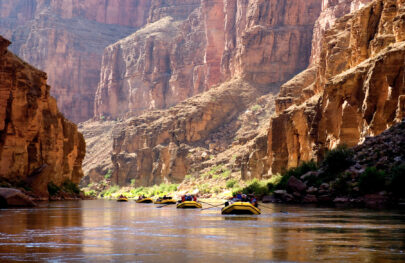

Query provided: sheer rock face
[310,0,373,64]
[262,0,405,175]
[101,0,323,185]
[0,0,150,123]
[0,36,85,197]
[95,0,322,119]
[94,11,206,118]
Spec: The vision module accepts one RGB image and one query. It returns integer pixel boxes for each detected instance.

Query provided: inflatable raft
[176,201,202,209]
[135,198,153,203]
[154,198,177,205]
[117,197,128,202]
[221,202,261,215]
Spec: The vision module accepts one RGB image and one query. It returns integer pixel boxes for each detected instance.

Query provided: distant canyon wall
[251,0,405,176]
[105,0,324,186]
[0,0,152,123]
[94,0,322,119]
[0,36,85,197]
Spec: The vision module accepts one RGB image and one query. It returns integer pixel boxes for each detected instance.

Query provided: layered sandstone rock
[0,0,150,122]
[95,0,322,118]
[310,0,373,64]
[94,11,206,119]
[263,0,405,175]
[111,79,267,186]
[88,0,324,185]
[0,36,85,197]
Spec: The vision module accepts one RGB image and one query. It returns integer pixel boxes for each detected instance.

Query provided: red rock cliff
[0,0,151,123]
[101,0,323,186]
[0,36,85,197]
[263,0,405,175]
[94,0,322,119]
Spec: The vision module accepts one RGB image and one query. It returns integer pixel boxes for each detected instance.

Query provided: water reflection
[0,200,404,262]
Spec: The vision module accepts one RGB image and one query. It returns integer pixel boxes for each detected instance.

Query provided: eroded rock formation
[261,0,405,175]
[111,79,267,186]
[0,36,85,197]
[94,0,322,119]
[0,0,150,122]
[95,0,324,186]
[310,0,373,64]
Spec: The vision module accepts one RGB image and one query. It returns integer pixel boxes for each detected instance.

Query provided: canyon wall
[100,0,323,186]
[94,0,322,119]
[310,0,373,64]
[0,36,85,197]
[0,0,151,123]
[260,0,405,175]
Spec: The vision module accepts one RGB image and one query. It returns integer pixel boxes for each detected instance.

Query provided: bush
[84,190,97,197]
[101,185,120,198]
[251,104,261,112]
[62,180,80,195]
[321,146,354,179]
[226,179,238,189]
[331,173,350,196]
[388,165,405,197]
[359,167,387,194]
[267,174,283,191]
[198,183,211,194]
[241,179,270,196]
[105,169,112,179]
[130,179,135,186]
[277,160,318,189]
[47,182,60,196]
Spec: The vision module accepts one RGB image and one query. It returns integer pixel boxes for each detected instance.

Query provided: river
[0,200,404,262]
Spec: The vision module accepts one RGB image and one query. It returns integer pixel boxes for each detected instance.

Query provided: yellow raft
[176,201,202,209]
[221,202,261,215]
[135,198,153,203]
[117,197,128,202]
[154,198,177,205]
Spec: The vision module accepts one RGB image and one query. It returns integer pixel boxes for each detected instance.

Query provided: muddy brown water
[0,200,404,262]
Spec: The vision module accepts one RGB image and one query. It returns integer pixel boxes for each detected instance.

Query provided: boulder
[286,176,307,193]
[274,190,294,202]
[0,188,36,208]
[302,194,317,203]
[262,195,276,203]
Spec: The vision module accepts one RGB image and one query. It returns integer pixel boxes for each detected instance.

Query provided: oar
[200,202,225,211]
[156,203,175,208]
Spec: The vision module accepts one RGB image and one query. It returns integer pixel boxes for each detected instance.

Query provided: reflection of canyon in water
[0,201,404,262]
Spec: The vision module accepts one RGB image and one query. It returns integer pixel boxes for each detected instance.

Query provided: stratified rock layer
[262,0,405,175]
[310,0,373,64]
[0,36,85,197]
[0,0,150,122]
[94,0,322,119]
[90,0,324,186]
[111,79,268,186]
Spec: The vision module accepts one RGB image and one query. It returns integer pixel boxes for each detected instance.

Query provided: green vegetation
[97,183,179,199]
[100,185,120,198]
[202,165,231,180]
[232,175,283,197]
[251,104,261,112]
[47,180,80,196]
[277,160,318,189]
[359,167,387,194]
[226,179,238,189]
[321,146,354,180]
[84,189,97,197]
[104,169,112,179]
[130,179,136,186]
[47,182,60,196]
[62,180,80,195]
